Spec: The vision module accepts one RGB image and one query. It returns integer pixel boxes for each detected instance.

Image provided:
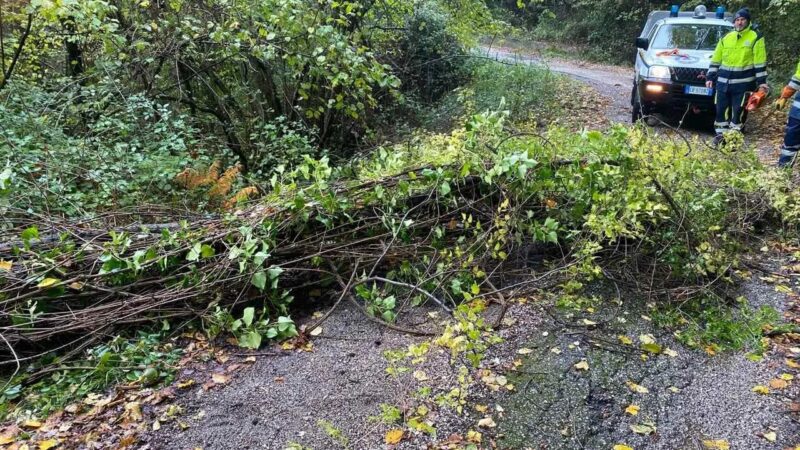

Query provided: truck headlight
[648,65,671,80]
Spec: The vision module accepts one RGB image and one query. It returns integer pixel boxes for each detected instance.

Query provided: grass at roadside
[420,58,605,132]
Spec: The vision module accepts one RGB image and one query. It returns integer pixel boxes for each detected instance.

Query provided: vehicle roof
[640,10,733,37]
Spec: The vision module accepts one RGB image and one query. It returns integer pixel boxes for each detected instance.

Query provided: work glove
[775,97,789,110]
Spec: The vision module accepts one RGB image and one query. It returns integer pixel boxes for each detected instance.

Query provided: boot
[778,152,796,168]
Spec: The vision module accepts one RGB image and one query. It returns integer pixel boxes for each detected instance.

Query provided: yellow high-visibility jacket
[789,60,800,119]
[707,26,767,92]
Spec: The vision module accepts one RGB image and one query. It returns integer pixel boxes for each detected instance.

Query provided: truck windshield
[651,24,731,51]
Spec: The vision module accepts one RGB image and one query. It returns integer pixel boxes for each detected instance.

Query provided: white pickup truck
[631,5,733,123]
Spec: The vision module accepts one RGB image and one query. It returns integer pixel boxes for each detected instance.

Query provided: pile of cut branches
[0,116,792,365]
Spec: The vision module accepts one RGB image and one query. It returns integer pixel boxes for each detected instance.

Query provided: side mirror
[636,37,650,50]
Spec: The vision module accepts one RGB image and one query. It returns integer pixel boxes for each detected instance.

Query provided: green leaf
[382,310,396,322]
[238,331,262,349]
[252,271,267,291]
[641,343,662,354]
[253,251,269,267]
[200,244,215,259]
[439,181,451,196]
[186,242,201,261]
[471,283,480,295]
[242,307,255,327]
[21,226,39,242]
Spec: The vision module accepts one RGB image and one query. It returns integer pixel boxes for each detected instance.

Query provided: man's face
[734,17,748,31]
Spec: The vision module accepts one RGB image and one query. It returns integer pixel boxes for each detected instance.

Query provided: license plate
[684,85,713,96]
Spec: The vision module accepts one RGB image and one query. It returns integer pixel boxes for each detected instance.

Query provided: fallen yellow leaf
[638,334,656,345]
[466,430,482,443]
[123,401,143,423]
[477,417,496,428]
[769,378,788,390]
[384,429,403,445]
[630,423,656,435]
[702,440,730,450]
[0,260,11,271]
[574,360,589,371]
[211,373,231,384]
[787,359,800,369]
[38,439,59,450]
[177,379,195,389]
[474,404,488,413]
[626,381,649,394]
[775,284,793,294]
[663,348,678,358]
[613,445,634,450]
[618,335,633,345]
[752,385,770,395]
[763,431,777,442]
[37,278,60,289]
[780,373,794,381]
[413,370,429,381]
[625,404,640,416]
[0,436,14,445]
[516,348,534,355]
[22,420,42,429]
[581,319,597,326]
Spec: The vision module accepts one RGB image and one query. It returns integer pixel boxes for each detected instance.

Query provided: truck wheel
[631,84,646,123]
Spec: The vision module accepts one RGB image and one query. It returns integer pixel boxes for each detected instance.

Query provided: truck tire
[631,84,647,123]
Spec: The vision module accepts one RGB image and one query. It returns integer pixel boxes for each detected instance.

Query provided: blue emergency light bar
[715,6,726,18]
[669,5,680,17]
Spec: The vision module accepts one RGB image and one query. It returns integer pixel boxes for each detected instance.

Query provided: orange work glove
[776,85,797,110]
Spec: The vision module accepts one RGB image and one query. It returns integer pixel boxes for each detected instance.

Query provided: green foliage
[368,403,404,425]
[0,86,214,216]
[436,301,502,367]
[654,296,781,357]
[423,60,567,131]
[317,419,350,448]
[355,283,398,323]
[204,306,298,350]
[0,331,181,420]
[394,3,469,102]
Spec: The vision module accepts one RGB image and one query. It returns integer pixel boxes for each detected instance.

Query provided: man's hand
[775,97,789,110]
[705,80,714,89]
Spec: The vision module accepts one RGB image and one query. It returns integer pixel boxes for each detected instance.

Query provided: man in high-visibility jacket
[775,59,800,167]
[705,8,769,145]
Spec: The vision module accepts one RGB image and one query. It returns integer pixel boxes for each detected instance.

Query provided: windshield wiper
[696,28,711,50]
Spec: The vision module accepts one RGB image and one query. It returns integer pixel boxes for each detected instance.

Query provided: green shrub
[395,3,469,102]
[0,81,218,217]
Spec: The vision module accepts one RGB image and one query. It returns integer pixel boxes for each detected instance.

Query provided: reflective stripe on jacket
[790,60,800,120]
[707,27,767,91]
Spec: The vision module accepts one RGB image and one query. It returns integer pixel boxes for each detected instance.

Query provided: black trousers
[714,89,749,135]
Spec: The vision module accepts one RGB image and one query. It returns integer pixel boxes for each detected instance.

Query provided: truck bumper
[639,80,715,113]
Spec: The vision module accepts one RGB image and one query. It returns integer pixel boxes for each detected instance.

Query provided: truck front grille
[671,67,707,84]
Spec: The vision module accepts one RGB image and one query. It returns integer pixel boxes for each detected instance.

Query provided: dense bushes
[0,81,216,216]
[394,4,470,103]
[0,0,499,218]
